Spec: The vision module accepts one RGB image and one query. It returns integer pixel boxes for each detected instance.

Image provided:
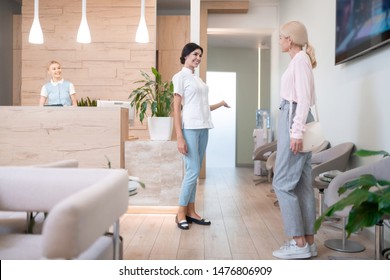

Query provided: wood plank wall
[20,0,156,125]
[157,15,190,84]
[157,15,190,141]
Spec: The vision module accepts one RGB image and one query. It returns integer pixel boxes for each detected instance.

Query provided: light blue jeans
[272,100,316,237]
[178,128,209,206]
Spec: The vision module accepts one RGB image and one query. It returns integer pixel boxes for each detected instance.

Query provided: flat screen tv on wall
[336,0,390,65]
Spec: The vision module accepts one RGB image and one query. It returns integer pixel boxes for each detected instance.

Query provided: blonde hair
[280,21,317,68]
[47,60,61,70]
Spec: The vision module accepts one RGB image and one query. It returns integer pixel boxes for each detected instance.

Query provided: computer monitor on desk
[97,100,135,126]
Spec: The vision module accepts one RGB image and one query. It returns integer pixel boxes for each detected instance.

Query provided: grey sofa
[0,166,128,259]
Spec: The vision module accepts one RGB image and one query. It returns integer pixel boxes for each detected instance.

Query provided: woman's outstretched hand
[221,100,230,108]
[210,100,230,111]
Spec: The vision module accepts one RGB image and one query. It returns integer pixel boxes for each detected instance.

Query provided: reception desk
[0,106,128,168]
[0,106,184,208]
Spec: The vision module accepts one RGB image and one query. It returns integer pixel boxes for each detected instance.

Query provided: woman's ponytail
[306,42,317,69]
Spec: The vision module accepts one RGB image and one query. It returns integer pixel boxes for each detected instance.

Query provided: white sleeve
[172,73,183,97]
[40,85,48,97]
[69,83,76,95]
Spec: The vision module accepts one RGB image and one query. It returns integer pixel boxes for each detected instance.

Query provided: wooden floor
[120,167,375,260]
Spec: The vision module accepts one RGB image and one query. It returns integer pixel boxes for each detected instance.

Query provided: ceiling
[207,28,272,49]
[15,0,269,49]
[158,0,271,49]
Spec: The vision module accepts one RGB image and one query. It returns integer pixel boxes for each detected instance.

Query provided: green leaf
[321,188,375,218]
[339,174,380,195]
[141,70,151,81]
[169,81,174,91]
[133,180,146,189]
[77,97,97,107]
[378,180,390,187]
[151,101,157,116]
[129,67,174,123]
[354,149,389,158]
[151,67,160,82]
[378,188,390,212]
[345,202,384,236]
[314,215,326,232]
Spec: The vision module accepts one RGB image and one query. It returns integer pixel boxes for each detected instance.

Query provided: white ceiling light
[135,0,149,43]
[28,0,44,44]
[77,0,91,43]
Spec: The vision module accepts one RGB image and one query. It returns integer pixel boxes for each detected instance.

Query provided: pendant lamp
[28,0,44,44]
[135,0,149,43]
[77,0,91,43]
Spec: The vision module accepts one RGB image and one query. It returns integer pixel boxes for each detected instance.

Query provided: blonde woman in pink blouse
[272,21,318,259]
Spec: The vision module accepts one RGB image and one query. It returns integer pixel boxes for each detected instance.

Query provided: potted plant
[129,67,174,140]
[77,97,97,106]
[315,149,390,237]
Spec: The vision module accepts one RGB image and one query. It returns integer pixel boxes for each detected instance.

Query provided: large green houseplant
[129,67,174,140]
[315,149,390,237]
[129,67,174,124]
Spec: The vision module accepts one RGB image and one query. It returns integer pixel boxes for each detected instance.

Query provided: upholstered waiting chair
[311,140,331,154]
[311,142,354,216]
[252,141,277,184]
[324,156,390,259]
[0,159,80,235]
[0,167,128,259]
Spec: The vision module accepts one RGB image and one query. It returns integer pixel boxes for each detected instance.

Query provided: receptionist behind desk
[39,60,78,106]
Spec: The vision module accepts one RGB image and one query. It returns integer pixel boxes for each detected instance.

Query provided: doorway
[206,71,236,168]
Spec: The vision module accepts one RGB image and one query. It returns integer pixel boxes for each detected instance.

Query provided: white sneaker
[273,240,311,259]
[310,243,318,257]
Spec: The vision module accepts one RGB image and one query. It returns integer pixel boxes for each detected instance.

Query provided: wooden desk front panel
[0,106,128,168]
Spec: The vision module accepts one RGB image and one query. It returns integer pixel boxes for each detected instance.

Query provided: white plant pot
[147,117,173,141]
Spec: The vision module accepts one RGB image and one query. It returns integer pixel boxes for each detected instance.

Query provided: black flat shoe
[186,216,211,225]
[175,215,189,230]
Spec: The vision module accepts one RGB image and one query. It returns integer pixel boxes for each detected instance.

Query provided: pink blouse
[280,50,315,139]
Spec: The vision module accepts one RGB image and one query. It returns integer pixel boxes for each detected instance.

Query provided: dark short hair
[180,42,203,64]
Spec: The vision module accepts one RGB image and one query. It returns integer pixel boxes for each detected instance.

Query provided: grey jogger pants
[272,100,316,237]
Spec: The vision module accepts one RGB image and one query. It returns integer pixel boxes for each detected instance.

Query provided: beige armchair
[0,167,128,259]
